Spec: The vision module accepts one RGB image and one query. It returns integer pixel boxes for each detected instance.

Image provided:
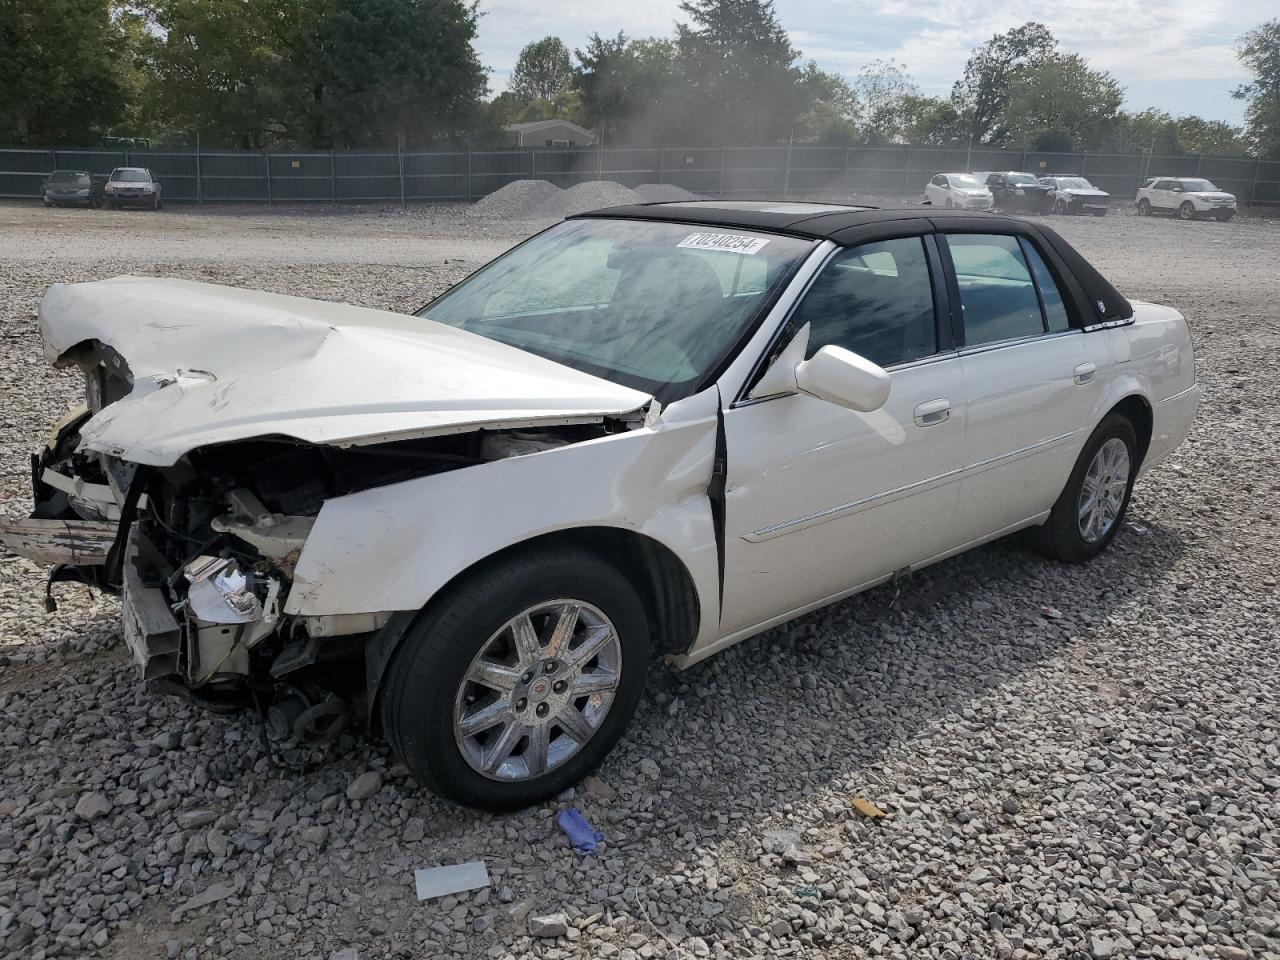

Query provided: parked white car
[925,173,994,210]
[3,202,1199,809]
[1135,178,1236,221]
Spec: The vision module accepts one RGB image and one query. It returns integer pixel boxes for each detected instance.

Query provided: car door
[940,230,1109,541]
[1151,180,1176,209]
[926,175,946,204]
[719,233,967,636]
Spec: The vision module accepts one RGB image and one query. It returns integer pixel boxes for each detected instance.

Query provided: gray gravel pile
[465,179,563,220]
[0,202,1277,960]
[529,180,643,219]
[632,183,703,203]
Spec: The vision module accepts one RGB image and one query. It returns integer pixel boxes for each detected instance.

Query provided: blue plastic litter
[556,807,605,855]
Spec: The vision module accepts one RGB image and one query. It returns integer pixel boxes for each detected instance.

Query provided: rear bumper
[1141,383,1200,475]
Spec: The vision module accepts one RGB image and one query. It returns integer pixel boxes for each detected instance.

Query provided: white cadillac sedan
[4,202,1199,809]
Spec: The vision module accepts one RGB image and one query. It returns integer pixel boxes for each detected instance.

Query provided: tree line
[2,0,1278,158]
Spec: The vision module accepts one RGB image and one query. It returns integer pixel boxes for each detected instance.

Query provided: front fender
[284,389,722,648]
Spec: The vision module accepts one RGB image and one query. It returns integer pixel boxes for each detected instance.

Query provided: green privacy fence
[3,143,1278,206]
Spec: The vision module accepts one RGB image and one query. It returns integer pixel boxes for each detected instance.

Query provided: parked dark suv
[978,171,1052,212]
[42,170,106,208]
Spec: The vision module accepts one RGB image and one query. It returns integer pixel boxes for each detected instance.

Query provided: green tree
[143,0,324,147]
[674,0,806,143]
[853,59,920,142]
[318,0,487,147]
[509,37,573,104]
[795,62,859,144]
[952,22,1057,144]
[573,32,679,144]
[1175,116,1249,155]
[1000,54,1123,150]
[1234,19,1280,158]
[0,0,131,143]
[895,95,967,145]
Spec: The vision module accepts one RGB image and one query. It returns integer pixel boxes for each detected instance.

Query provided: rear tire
[1179,201,1196,221]
[1029,414,1137,563]
[1136,199,1150,216]
[1054,199,1069,215]
[380,546,650,810]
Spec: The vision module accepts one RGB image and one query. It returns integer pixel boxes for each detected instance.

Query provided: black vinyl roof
[570,200,1132,323]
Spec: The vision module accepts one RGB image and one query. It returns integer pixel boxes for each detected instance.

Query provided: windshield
[49,171,89,185]
[417,218,814,394]
[1180,179,1218,192]
[1008,173,1038,185]
[1055,178,1095,190]
[110,169,149,182]
[949,174,984,189]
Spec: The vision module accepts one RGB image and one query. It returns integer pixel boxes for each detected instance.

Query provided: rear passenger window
[1020,240,1071,332]
[945,234,1043,346]
[791,237,937,368]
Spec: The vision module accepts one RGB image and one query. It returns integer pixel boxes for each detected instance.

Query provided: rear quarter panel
[1102,301,1199,473]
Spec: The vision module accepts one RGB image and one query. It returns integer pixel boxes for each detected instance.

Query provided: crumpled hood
[39,276,652,466]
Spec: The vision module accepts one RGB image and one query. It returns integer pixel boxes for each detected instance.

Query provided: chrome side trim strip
[743,467,964,541]
[1083,317,1136,332]
[744,431,1075,542]
[1155,383,1198,405]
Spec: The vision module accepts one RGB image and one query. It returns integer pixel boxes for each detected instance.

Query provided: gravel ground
[0,201,1277,960]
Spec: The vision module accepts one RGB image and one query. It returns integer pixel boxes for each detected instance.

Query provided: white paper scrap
[414,861,490,901]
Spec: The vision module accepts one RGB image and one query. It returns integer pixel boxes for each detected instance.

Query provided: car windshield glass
[1056,178,1093,189]
[1181,179,1218,191]
[110,169,149,182]
[949,175,984,189]
[417,218,814,394]
[49,172,89,185]
[1008,174,1038,185]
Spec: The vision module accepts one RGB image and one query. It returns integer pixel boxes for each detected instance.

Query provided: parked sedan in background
[41,170,105,208]
[1135,178,1236,221]
[105,168,162,209]
[1,202,1199,809]
[978,171,1053,212]
[1040,176,1111,216]
[925,173,994,210]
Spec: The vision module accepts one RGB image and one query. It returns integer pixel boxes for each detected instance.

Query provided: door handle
[1073,362,1097,385]
[913,398,951,427]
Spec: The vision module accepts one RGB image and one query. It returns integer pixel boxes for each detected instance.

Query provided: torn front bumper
[0,517,117,565]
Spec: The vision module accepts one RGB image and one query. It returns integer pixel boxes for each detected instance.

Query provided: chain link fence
[3,143,1278,206]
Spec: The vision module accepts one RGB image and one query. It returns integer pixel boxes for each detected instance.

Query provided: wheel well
[434,528,701,660]
[1110,394,1153,466]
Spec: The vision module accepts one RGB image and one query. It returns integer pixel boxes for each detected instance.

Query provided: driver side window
[790,237,938,369]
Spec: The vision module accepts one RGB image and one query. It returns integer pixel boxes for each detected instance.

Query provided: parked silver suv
[105,168,162,210]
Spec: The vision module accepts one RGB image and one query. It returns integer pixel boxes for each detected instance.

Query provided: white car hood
[39,277,652,466]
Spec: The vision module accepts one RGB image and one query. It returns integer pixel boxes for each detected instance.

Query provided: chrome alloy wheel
[1077,437,1130,543]
[453,600,622,781]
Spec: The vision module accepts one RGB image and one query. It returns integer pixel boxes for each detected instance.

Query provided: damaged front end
[4,389,626,736]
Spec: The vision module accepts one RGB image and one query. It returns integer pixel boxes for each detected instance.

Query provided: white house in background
[506,119,597,147]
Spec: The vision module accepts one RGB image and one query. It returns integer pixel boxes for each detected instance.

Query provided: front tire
[1054,199,1069,215]
[1137,199,1150,216]
[1179,201,1196,221]
[380,546,650,809]
[1215,211,1234,222]
[1091,207,1108,217]
[1029,414,1137,563]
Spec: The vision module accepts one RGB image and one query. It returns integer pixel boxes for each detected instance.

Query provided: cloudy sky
[476,0,1272,124]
